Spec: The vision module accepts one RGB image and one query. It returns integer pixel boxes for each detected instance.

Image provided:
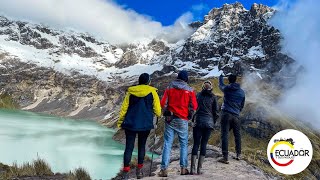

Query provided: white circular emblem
[267,129,313,175]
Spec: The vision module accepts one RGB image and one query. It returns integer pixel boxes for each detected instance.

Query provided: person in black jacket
[190,81,219,175]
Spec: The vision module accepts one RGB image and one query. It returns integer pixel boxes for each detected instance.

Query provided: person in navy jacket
[118,73,161,179]
[218,74,245,164]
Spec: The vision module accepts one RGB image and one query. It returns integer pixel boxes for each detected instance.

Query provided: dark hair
[177,70,188,82]
[228,74,237,83]
[138,73,151,85]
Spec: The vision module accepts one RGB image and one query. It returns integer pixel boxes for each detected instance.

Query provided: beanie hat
[177,70,188,82]
[138,73,151,85]
[202,81,213,90]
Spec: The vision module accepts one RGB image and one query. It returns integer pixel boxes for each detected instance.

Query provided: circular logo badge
[267,129,313,175]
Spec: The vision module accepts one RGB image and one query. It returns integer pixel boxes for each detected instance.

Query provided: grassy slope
[0,159,91,180]
[0,93,18,109]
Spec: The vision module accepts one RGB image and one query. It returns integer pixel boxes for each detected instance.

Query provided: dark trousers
[124,129,150,167]
[192,126,212,156]
[221,111,241,159]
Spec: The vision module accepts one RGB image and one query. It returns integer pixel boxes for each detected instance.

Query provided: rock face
[0,54,125,122]
[168,3,294,76]
[0,3,294,81]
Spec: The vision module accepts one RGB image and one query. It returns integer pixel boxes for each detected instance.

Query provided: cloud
[0,0,194,44]
[158,12,194,43]
[156,3,211,42]
[270,0,320,129]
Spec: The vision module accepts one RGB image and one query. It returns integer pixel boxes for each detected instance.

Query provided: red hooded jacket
[160,79,198,120]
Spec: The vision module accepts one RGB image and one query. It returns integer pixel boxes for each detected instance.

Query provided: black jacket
[193,90,219,129]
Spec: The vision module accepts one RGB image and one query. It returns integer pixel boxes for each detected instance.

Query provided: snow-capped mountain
[0,2,296,120]
[0,16,169,82]
[0,2,293,83]
[169,3,293,78]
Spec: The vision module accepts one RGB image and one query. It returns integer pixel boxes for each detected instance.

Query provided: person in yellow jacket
[118,73,161,179]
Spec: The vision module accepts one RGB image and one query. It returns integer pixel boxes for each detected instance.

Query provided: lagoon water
[0,109,129,179]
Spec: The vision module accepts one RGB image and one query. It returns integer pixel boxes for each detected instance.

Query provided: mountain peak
[250,3,274,18]
[222,2,245,10]
[204,2,247,24]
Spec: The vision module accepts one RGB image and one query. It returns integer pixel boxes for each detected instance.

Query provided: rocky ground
[113,146,276,180]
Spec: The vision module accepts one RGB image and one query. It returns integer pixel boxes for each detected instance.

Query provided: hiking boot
[158,169,168,177]
[181,168,189,175]
[197,155,205,174]
[218,157,229,164]
[190,155,197,175]
[121,171,129,180]
[136,168,143,179]
[233,154,241,161]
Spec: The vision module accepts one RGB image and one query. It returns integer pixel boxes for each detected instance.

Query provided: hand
[188,121,195,128]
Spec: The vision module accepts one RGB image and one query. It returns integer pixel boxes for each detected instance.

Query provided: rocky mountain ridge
[0,3,294,84]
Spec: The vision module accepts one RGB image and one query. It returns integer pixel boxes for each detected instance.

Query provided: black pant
[124,129,150,167]
[192,126,212,156]
[221,111,241,159]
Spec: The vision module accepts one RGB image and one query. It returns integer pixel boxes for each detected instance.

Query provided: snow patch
[203,67,223,78]
[231,56,241,61]
[246,46,265,58]
[33,27,60,46]
[120,63,163,77]
[141,50,155,60]
[256,72,263,79]
[104,112,114,120]
[191,20,215,42]
[207,57,220,61]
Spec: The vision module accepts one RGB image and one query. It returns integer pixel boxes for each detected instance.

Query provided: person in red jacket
[158,70,198,177]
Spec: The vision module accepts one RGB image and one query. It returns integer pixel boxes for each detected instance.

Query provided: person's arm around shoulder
[188,90,198,120]
[219,74,226,91]
[118,91,130,128]
[152,89,162,117]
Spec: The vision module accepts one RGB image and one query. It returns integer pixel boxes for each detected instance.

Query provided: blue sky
[115,0,279,26]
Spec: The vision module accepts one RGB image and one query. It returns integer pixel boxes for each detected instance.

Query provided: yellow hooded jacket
[118,85,161,128]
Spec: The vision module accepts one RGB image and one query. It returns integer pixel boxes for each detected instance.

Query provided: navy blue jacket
[118,85,161,131]
[219,75,245,116]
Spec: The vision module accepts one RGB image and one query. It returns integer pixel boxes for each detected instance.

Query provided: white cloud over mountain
[0,0,194,44]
